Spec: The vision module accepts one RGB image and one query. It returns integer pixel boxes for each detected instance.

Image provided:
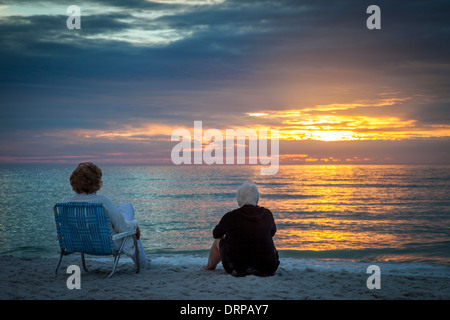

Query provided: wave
[3,245,449,279]
[303,183,443,188]
[85,251,450,279]
[279,258,450,279]
[137,192,321,200]
[278,248,450,267]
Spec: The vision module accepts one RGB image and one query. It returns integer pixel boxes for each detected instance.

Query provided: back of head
[70,162,103,194]
[237,182,259,207]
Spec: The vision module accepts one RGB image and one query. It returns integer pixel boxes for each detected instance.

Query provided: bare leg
[203,238,222,270]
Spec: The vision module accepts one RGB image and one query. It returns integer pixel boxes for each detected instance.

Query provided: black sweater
[213,205,279,275]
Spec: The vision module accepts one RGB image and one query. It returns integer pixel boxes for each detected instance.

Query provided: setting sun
[308,130,357,141]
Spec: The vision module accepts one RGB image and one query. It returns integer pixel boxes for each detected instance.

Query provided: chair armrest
[112,230,136,241]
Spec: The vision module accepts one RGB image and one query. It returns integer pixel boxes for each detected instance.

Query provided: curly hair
[70,162,102,194]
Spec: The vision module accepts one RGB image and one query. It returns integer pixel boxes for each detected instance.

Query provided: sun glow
[246,97,450,142]
[309,130,357,142]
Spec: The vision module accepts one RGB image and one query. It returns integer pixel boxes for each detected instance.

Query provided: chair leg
[54,251,64,276]
[106,237,126,279]
[107,253,121,279]
[81,253,88,272]
[134,236,140,274]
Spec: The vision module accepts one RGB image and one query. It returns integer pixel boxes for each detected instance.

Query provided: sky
[0,0,449,165]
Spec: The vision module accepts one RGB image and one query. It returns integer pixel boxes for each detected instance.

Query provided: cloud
[0,0,449,164]
[279,138,450,165]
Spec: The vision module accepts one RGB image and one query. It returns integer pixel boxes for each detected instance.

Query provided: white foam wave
[88,253,450,278]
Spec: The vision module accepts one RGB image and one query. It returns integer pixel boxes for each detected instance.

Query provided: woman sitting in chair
[204,182,279,276]
[63,162,148,267]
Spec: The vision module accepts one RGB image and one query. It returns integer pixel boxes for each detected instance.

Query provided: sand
[0,254,449,301]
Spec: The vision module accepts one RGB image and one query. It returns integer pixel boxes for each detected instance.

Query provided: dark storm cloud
[1,0,448,83]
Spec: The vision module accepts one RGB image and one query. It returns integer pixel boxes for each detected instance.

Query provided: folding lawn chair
[53,202,140,279]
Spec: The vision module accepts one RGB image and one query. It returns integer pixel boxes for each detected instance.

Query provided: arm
[212,213,229,239]
[271,222,277,237]
[98,195,137,234]
[269,209,277,237]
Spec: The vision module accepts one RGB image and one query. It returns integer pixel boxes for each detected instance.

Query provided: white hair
[236,183,259,207]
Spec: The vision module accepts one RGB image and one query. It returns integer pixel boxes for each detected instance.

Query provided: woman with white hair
[204,183,279,276]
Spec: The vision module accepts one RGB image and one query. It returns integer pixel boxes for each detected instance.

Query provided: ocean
[1,164,449,278]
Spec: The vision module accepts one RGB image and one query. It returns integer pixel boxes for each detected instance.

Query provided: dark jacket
[213,204,279,276]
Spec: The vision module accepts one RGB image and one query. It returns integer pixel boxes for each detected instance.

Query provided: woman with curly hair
[63,162,148,267]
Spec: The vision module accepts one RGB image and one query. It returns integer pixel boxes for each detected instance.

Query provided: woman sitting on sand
[204,183,279,276]
[63,162,148,267]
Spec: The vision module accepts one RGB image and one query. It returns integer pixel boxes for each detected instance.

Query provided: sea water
[0,164,449,277]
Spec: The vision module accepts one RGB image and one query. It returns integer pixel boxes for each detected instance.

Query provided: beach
[1,165,449,302]
[1,254,449,301]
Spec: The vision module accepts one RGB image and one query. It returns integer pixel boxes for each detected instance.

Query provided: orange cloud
[245,96,450,141]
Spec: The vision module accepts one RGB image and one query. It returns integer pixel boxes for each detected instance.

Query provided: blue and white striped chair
[53,202,140,279]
